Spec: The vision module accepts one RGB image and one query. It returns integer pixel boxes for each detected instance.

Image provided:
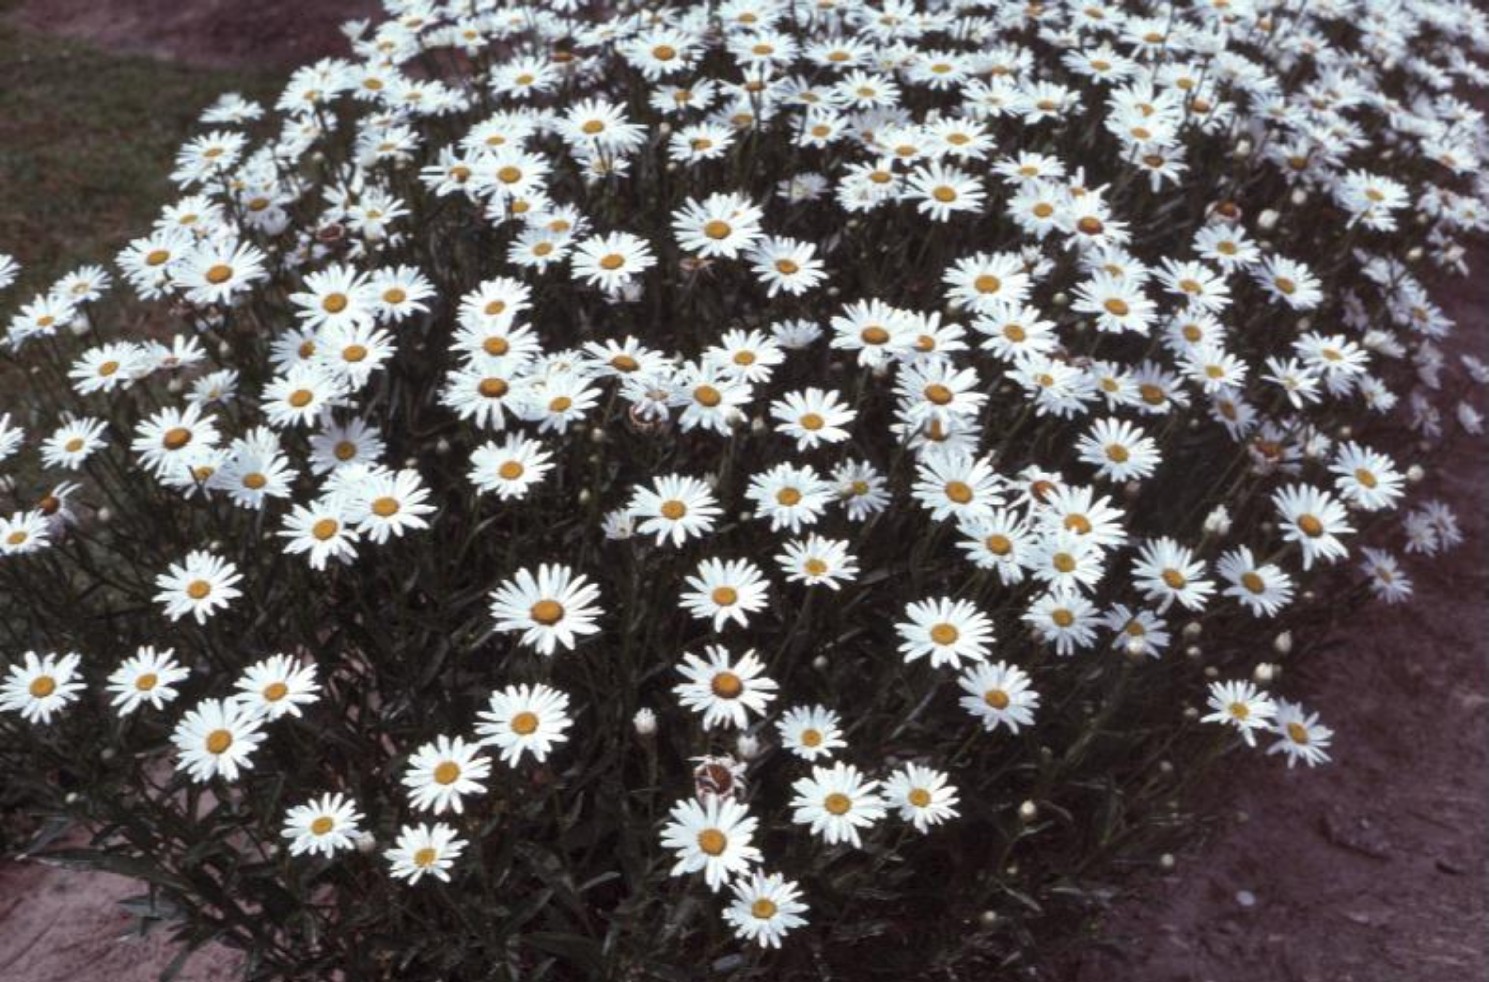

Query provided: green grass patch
[0,23,277,294]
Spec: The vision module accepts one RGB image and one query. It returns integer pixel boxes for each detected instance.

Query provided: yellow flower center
[824,792,853,815]
[312,518,340,541]
[310,816,335,836]
[1287,722,1310,744]
[29,676,56,698]
[433,761,461,785]
[510,711,539,735]
[186,579,212,600]
[205,729,233,754]
[1297,514,1325,538]
[478,378,509,399]
[697,828,728,855]
[263,681,289,702]
[321,293,348,314]
[530,599,565,625]
[660,500,687,520]
[751,898,778,919]
[162,427,193,450]
[924,383,954,405]
[693,384,722,407]
[711,671,744,699]
[711,586,739,607]
[287,389,314,408]
[908,788,932,808]
[929,623,960,645]
[413,846,439,867]
[498,460,525,480]
[204,264,234,285]
[945,481,973,504]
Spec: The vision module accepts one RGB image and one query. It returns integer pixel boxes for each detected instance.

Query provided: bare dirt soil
[1,4,1485,982]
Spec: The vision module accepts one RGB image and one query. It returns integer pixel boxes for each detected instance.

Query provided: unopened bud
[1160,853,1176,870]
[355,833,378,854]
[1257,209,1279,231]
[1252,662,1276,684]
[1233,138,1252,158]
[1406,464,1424,482]
[1183,621,1203,640]
[1290,188,1308,206]
[633,708,657,737]
[1018,800,1038,823]
[1273,631,1293,655]
[812,654,829,671]
[735,733,761,759]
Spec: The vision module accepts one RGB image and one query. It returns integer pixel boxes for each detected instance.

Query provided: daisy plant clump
[0,0,1485,977]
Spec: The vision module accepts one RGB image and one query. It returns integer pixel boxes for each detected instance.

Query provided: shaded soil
[6,0,378,69]
[1,6,1485,982]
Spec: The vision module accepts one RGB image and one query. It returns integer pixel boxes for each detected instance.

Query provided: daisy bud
[1296,317,1311,332]
[1415,212,1429,226]
[657,122,672,136]
[978,910,999,928]
[1290,188,1307,206]
[1183,706,1199,721]
[578,488,593,505]
[1406,247,1423,263]
[1273,631,1293,655]
[1203,665,1218,678]
[167,377,185,395]
[589,426,606,444]
[1183,621,1202,640]
[1188,646,1204,660]
[633,707,657,737]
[1202,505,1232,536]
[355,832,378,854]
[1406,464,1424,483]
[1302,590,1316,602]
[100,747,115,762]
[1233,138,1252,158]
[1051,291,1068,307]
[750,415,768,435]
[1252,662,1276,684]
[435,437,450,456]
[96,506,112,525]
[1158,760,1174,775]
[1258,209,1279,231]
[68,318,91,337]
[812,655,828,672]
[1160,853,1176,870]
[1124,639,1147,662]
[735,733,760,759]
[65,792,79,805]
[1338,425,1352,440]
[1018,800,1038,824]
[0,476,13,494]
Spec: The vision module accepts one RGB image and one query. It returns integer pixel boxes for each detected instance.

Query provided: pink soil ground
[1,4,1485,981]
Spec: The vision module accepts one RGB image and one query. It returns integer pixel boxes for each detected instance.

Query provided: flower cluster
[0,0,1483,975]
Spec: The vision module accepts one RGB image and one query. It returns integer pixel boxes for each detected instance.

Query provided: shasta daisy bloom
[912,450,1003,523]
[957,511,1032,585]
[1272,484,1354,570]
[347,467,434,544]
[1154,258,1231,313]
[279,499,359,570]
[289,263,377,332]
[747,236,826,296]
[943,250,1032,313]
[884,763,960,833]
[403,735,491,815]
[489,563,602,656]
[1074,416,1156,480]
[0,510,48,556]
[790,762,887,849]
[1335,170,1408,231]
[469,435,553,499]
[746,463,833,533]
[681,558,770,631]
[107,646,188,715]
[571,231,655,293]
[770,388,855,450]
[1102,603,1171,659]
[131,402,219,478]
[69,342,146,395]
[212,436,295,510]
[40,417,108,469]
[672,192,764,259]
[1131,538,1216,613]
[905,162,985,221]
[475,683,573,766]
[1359,547,1413,604]
[1202,679,1277,747]
[724,871,809,949]
[1328,442,1404,512]
[1267,700,1334,768]
[776,704,847,761]
[315,320,396,389]
[670,361,750,436]
[371,265,436,323]
[263,364,347,429]
[829,298,915,368]
[387,822,466,885]
[958,660,1040,733]
[0,651,84,724]
[1027,530,1107,593]
[629,474,722,547]
[706,328,784,385]
[171,697,266,783]
[1217,546,1295,617]
[1072,271,1157,335]
[775,535,859,590]
[155,550,243,623]
[1255,256,1322,310]
[282,792,365,859]
[660,795,762,892]
[674,644,778,730]
[234,654,320,720]
[1024,587,1101,656]
[896,361,988,431]
[898,597,995,669]
[176,238,267,306]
